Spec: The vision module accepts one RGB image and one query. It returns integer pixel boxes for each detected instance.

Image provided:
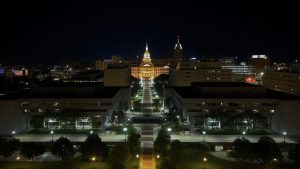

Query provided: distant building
[221,62,255,82]
[104,64,131,86]
[64,70,103,83]
[219,57,236,66]
[172,36,183,67]
[131,43,169,79]
[262,64,300,96]
[112,55,121,64]
[95,55,122,71]
[169,61,233,86]
[248,55,270,80]
[95,60,108,70]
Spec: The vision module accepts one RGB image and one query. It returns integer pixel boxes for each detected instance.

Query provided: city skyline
[1,1,299,64]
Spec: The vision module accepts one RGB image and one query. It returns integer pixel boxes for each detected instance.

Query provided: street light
[156,154,160,159]
[16,156,20,169]
[50,130,54,142]
[242,131,246,137]
[202,131,206,142]
[92,157,96,168]
[203,157,207,169]
[90,130,93,134]
[283,131,287,143]
[136,154,139,158]
[123,127,128,141]
[12,130,16,138]
[167,127,172,135]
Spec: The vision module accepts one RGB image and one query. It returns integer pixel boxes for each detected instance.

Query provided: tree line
[0,129,141,169]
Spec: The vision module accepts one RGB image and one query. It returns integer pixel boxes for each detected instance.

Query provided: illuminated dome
[143,43,151,59]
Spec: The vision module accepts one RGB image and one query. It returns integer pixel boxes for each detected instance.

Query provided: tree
[289,141,300,164]
[0,136,20,160]
[127,130,141,155]
[20,142,46,160]
[109,144,130,169]
[154,128,171,158]
[168,140,184,168]
[51,137,75,160]
[81,133,108,160]
[229,137,255,168]
[160,158,175,169]
[255,136,283,163]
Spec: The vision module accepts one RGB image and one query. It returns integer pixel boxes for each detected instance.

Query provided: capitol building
[131,43,169,79]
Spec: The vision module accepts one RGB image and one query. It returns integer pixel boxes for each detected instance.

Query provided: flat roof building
[0,83,130,134]
[165,82,300,135]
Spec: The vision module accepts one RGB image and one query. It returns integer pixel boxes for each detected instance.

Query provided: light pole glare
[50,130,54,142]
[167,127,172,132]
[123,127,128,141]
[203,157,207,162]
[242,131,246,135]
[12,131,16,135]
[92,157,96,168]
[90,130,93,134]
[136,154,139,158]
[203,131,206,135]
[156,154,160,159]
[283,131,287,143]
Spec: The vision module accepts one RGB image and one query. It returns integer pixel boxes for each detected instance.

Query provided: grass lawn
[196,128,269,135]
[156,153,297,169]
[0,158,139,169]
[0,160,110,169]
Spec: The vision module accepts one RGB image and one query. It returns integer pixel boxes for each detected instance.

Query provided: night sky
[1,1,300,64]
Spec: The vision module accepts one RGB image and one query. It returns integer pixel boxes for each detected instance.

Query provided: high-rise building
[248,55,270,81]
[172,36,183,67]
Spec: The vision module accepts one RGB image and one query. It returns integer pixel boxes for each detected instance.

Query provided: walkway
[141,79,153,116]
[139,79,156,169]
[140,125,156,169]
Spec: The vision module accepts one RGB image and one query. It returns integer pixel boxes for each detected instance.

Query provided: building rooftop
[0,85,127,100]
[168,82,300,100]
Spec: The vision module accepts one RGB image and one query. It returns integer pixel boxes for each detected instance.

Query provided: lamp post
[242,131,246,138]
[16,156,20,169]
[167,127,172,135]
[50,130,54,142]
[123,127,128,141]
[12,131,16,138]
[202,131,206,142]
[92,157,96,169]
[283,131,287,143]
[203,157,207,169]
